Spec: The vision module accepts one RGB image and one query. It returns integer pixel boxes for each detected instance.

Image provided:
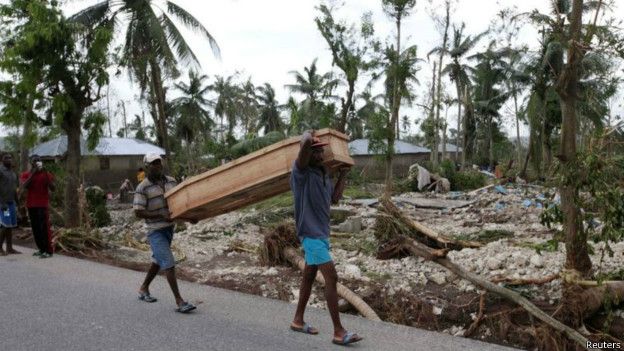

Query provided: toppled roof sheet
[349,138,430,156]
[30,136,165,157]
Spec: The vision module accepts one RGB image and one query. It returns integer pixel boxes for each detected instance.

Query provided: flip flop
[290,323,319,335]
[332,332,362,346]
[176,302,196,313]
[138,292,157,303]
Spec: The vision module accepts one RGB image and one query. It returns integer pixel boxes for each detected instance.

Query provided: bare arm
[331,168,350,204]
[295,131,315,169]
[21,171,36,189]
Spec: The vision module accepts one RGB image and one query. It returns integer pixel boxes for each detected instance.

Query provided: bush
[230,131,286,158]
[439,159,456,180]
[85,186,111,227]
[451,171,486,191]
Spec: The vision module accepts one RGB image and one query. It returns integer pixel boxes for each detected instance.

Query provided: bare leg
[292,264,319,333]
[318,262,346,339]
[139,262,160,294]
[163,267,184,306]
[6,228,20,254]
[0,228,6,256]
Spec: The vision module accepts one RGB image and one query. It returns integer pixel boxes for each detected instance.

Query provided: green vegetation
[85,187,111,228]
[516,239,560,255]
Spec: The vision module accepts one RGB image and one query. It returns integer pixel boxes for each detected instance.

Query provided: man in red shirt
[20,155,55,258]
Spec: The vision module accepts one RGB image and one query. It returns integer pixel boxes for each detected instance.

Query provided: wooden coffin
[165,129,354,220]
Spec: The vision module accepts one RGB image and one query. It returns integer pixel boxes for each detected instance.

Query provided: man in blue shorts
[0,153,20,255]
[133,153,196,313]
[289,131,363,346]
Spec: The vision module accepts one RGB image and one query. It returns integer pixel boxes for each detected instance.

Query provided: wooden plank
[165,129,354,220]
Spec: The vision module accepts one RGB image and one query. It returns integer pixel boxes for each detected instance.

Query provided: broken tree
[374,198,624,349]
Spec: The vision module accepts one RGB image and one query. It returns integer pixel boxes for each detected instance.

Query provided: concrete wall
[82,155,145,192]
[352,153,430,180]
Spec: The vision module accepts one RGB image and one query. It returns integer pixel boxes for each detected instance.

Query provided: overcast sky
[2,0,622,139]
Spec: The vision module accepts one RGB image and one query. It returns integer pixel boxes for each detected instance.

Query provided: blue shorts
[301,237,332,266]
[147,226,175,270]
[0,202,17,228]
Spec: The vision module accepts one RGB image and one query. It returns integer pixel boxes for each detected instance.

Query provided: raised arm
[331,167,350,205]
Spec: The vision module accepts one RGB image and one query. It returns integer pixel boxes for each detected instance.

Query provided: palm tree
[285,59,339,130]
[500,47,531,163]
[172,70,214,143]
[210,75,239,143]
[257,83,284,134]
[171,71,213,172]
[69,0,220,158]
[440,23,487,167]
[379,0,417,192]
[284,96,302,135]
[469,45,509,169]
[371,44,420,140]
[351,87,387,139]
[238,79,259,136]
[426,0,451,167]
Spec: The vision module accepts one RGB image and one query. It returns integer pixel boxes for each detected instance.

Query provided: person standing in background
[0,153,20,255]
[20,155,55,258]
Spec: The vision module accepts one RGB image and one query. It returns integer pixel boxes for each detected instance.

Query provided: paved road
[0,246,519,351]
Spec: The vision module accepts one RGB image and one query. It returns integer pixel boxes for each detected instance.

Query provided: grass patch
[244,207,293,226]
[245,192,293,211]
[454,229,514,243]
[516,239,560,254]
[344,185,374,199]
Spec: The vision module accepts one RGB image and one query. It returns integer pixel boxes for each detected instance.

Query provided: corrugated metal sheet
[348,139,430,156]
[30,136,164,157]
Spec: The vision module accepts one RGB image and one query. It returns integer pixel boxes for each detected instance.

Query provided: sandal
[176,302,196,313]
[290,323,319,335]
[332,332,362,346]
[138,292,157,303]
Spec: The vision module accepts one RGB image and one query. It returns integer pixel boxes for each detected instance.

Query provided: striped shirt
[133,175,177,231]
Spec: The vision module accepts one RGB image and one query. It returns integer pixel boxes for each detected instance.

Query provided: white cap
[143,153,162,164]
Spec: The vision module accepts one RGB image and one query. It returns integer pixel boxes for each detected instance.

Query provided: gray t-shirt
[290,161,333,240]
[133,175,177,232]
[0,164,18,205]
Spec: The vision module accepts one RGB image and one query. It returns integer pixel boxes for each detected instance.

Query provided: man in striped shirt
[133,153,196,313]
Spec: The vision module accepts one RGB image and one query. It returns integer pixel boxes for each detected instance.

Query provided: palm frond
[68,1,110,27]
[166,1,220,59]
[160,11,199,66]
[143,7,178,76]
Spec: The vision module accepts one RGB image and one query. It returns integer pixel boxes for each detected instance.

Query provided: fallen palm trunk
[282,247,381,321]
[378,198,481,250]
[261,224,380,321]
